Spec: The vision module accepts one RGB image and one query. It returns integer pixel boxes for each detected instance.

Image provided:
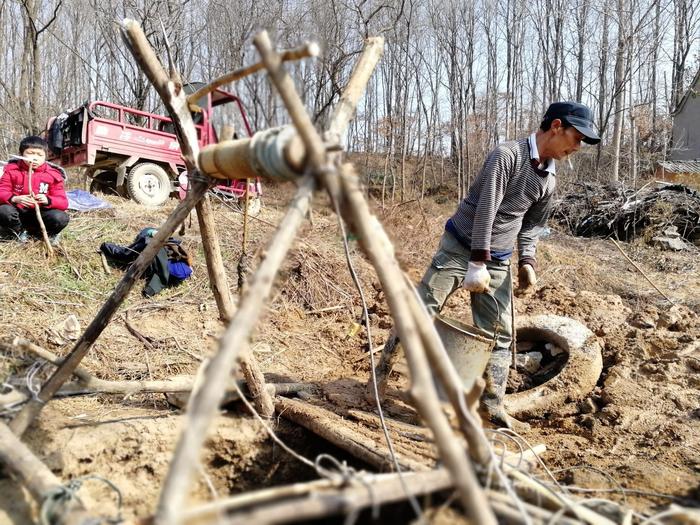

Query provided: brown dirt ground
[0,181,698,523]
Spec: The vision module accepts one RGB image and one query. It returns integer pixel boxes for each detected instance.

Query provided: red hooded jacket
[0,161,68,211]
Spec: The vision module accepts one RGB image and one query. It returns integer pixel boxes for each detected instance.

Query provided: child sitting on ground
[0,135,69,244]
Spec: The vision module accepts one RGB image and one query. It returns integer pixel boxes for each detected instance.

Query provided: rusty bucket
[434,314,495,395]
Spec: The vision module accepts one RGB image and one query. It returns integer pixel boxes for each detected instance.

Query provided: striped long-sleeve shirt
[446,137,555,269]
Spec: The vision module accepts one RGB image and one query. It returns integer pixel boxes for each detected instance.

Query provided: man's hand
[463,261,491,293]
[12,195,37,207]
[518,264,537,291]
[34,194,48,206]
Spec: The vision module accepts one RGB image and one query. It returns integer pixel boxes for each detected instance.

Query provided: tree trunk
[610,0,626,183]
[575,0,590,101]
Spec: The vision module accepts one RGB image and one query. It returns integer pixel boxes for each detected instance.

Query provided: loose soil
[0,182,698,523]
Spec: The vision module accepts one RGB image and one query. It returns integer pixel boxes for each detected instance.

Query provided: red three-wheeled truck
[45,82,262,213]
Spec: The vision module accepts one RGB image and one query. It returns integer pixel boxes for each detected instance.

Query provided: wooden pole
[13,337,313,399]
[610,238,674,304]
[398,269,493,466]
[0,421,64,501]
[275,397,430,472]
[186,42,320,109]
[155,176,316,525]
[324,36,384,143]
[10,18,223,436]
[251,30,495,522]
[195,195,274,417]
[27,163,54,258]
[335,165,497,523]
[128,18,275,418]
[157,32,386,525]
[252,31,495,523]
[182,480,340,522]
[220,468,453,525]
[0,422,92,525]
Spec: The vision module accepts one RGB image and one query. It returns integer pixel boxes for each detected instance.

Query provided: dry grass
[0,193,273,400]
[0,185,386,403]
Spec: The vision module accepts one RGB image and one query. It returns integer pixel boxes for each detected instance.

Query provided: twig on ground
[610,239,674,304]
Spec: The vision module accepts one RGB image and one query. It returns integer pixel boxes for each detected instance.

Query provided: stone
[651,236,688,251]
[545,342,565,356]
[516,351,543,374]
[46,314,81,346]
[580,397,598,414]
[630,311,657,329]
[661,225,680,238]
[657,305,683,329]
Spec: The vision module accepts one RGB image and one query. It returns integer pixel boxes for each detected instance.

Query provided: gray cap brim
[566,116,601,145]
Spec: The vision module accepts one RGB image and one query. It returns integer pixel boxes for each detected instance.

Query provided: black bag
[100,227,191,297]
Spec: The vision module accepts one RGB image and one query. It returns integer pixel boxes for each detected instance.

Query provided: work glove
[518,264,537,291]
[462,261,491,293]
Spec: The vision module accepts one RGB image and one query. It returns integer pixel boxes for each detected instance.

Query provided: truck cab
[46,83,260,208]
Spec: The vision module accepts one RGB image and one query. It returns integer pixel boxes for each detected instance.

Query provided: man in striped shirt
[372,102,601,429]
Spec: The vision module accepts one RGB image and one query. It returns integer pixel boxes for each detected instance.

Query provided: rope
[40,475,123,525]
[492,428,570,496]
[232,381,379,522]
[26,361,46,401]
[313,454,379,525]
[0,382,23,414]
[186,170,212,186]
[331,199,425,523]
[550,465,627,506]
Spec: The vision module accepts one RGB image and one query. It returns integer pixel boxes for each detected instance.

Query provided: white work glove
[518,264,537,291]
[462,261,491,293]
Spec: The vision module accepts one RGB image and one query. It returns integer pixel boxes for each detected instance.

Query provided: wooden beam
[220,468,452,525]
[335,164,497,524]
[155,32,386,525]
[186,42,320,109]
[275,397,431,472]
[195,194,274,418]
[13,338,311,400]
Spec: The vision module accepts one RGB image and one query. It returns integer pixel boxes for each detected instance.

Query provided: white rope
[333,202,425,522]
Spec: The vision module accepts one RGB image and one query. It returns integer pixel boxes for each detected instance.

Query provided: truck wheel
[127,163,171,206]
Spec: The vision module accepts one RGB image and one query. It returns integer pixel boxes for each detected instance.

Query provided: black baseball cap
[544,102,601,145]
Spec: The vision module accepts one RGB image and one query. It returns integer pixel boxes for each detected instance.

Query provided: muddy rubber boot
[365,331,401,404]
[481,349,530,431]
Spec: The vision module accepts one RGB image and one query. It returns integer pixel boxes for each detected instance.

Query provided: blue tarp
[67,189,112,212]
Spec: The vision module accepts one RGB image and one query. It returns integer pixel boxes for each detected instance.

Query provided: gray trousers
[418,231,513,351]
[374,230,513,402]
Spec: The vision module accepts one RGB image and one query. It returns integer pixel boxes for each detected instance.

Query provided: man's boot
[481,348,529,431]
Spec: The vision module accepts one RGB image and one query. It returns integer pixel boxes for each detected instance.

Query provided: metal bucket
[434,314,495,396]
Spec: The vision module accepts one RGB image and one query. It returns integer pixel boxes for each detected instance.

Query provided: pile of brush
[553,182,700,247]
